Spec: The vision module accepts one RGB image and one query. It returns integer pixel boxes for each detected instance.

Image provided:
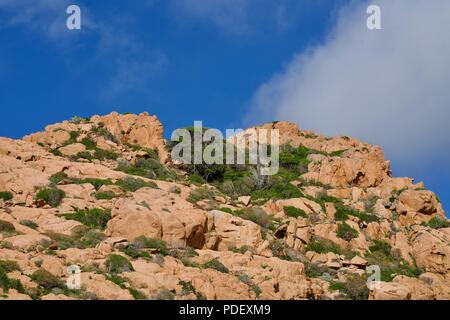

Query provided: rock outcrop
[0,114,448,300]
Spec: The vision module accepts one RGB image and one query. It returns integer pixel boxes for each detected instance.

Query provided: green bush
[202,258,229,273]
[105,254,134,274]
[283,206,307,218]
[0,261,25,294]
[250,179,302,200]
[63,131,80,146]
[129,287,147,300]
[62,208,112,230]
[93,148,119,161]
[81,137,96,149]
[77,178,113,190]
[91,125,119,144]
[187,186,215,203]
[49,172,68,184]
[45,226,106,250]
[234,207,275,230]
[425,216,450,229]
[95,191,116,200]
[0,220,18,237]
[337,223,359,241]
[304,262,335,278]
[0,192,13,201]
[19,220,38,230]
[36,187,65,207]
[116,176,158,192]
[132,236,168,256]
[31,269,63,289]
[369,240,392,256]
[305,238,342,255]
[117,158,175,181]
[365,241,423,282]
[329,275,369,300]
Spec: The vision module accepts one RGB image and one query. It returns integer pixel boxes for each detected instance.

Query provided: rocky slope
[0,112,448,300]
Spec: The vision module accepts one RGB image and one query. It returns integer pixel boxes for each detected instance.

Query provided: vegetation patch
[45,225,106,250]
[116,176,158,192]
[0,220,20,237]
[0,192,13,201]
[423,216,450,229]
[329,275,369,300]
[337,222,359,241]
[31,269,63,289]
[0,260,24,294]
[283,206,307,218]
[105,254,134,274]
[19,220,38,230]
[36,187,65,207]
[62,208,112,230]
[365,240,423,281]
[202,258,229,273]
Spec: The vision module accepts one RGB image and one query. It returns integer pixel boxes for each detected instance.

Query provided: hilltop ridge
[0,112,448,300]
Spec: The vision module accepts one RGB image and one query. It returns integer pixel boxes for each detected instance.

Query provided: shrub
[105,254,134,274]
[369,240,392,256]
[155,288,175,300]
[31,269,63,289]
[19,220,38,230]
[71,151,93,161]
[63,131,80,146]
[117,158,175,181]
[80,137,96,149]
[77,178,113,191]
[337,223,359,241]
[49,172,68,184]
[0,220,18,236]
[0,192,13,201]
[93,148,119,161]
[330,275,369,300]
[95,191,116,200]
[132,236,168,256]
[0,262,24,294]
[283,206,307,218]
[116,176,158,192]
[251,284,262,298]
[218,207,233,214]
[250,179,302,200]
[304,262,335,278]
[91,126,119,144]
[365,241,423,282]
[305,238,342,255]
[62,208,112,230]
[50,148,63,156]
[187,186,215,203]
[234,207,275,230]
[425,216,450,229]
[202,258,229,273]
[45,226,106,250]
[129,287,147,300]
[0,260,21,273]
[36,187,65,207]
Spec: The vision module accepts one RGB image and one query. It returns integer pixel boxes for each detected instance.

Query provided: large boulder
[205,210,263,251]
[107,187,207,248]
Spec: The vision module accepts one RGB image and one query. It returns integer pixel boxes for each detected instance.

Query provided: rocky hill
[0,112,448,300]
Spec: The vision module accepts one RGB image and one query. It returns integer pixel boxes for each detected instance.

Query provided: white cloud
[172,0,304,35]
[247,0,450,175]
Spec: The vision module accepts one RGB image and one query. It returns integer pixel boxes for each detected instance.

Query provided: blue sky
[0,0,448,213]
